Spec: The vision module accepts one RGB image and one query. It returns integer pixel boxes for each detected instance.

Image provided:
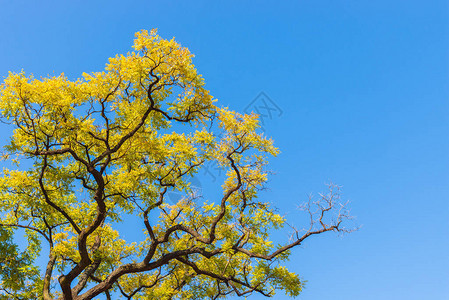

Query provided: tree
[0,29,353,300]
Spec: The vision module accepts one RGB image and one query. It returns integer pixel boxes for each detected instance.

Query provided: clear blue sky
[1,1,448,299]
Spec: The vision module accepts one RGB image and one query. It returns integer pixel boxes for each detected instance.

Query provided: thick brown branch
[78,247,220,300]
[39,154,81,234]
[43,251,56,300]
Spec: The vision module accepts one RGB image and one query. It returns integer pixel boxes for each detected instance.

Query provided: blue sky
[1,1,448,299]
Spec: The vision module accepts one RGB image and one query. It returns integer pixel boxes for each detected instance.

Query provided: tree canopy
[0,29,353,300]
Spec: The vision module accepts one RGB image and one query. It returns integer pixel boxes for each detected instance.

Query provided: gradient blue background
[0,1,448,299]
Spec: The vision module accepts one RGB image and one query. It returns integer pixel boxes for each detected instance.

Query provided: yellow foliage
[0,29,303,299]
